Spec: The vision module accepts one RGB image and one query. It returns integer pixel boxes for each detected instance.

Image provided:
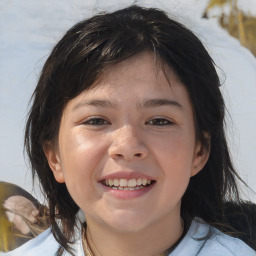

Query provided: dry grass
[205,0,256,56]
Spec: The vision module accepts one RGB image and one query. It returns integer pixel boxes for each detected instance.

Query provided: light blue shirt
[1,219,255,256]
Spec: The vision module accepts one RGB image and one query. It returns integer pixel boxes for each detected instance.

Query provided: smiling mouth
[102,178,155,191]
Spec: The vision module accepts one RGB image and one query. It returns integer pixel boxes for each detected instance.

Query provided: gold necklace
[82,228,94,256]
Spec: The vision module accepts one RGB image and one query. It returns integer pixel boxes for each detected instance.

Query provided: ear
[43,142,65,183]
[191,133,211,177]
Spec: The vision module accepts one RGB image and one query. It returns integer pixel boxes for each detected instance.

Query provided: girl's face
[45,51,209,233]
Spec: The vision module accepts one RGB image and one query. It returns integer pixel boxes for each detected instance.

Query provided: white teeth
[120,179,128,187]
[137,178,142,186]
[114,179,119,186]
[103,178,153,189]
[128,178,137,187]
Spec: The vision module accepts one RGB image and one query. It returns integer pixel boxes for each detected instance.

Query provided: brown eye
[147,118,173,126]
[84,118,109,126]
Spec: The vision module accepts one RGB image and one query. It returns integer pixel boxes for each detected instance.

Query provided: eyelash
[83,118,110,126]
[146,118,174,126]
[83,117,174,126]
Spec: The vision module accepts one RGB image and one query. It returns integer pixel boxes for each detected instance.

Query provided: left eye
[83,118,109,126]
[147,118,173,126]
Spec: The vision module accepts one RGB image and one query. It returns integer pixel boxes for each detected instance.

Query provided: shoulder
[171,219,256,256]
[0,227,84,256]
[202,226,256,256]
[0,228,59,256]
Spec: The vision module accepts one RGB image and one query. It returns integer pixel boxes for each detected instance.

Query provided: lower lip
[100,183,155,199]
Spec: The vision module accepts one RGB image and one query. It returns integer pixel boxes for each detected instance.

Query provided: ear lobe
[191,135,211,177]
[43,142,65,183]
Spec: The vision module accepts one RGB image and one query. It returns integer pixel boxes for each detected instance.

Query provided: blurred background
[0,0,256,203]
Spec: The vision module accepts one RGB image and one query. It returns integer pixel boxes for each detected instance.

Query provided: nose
[108,125,149,161]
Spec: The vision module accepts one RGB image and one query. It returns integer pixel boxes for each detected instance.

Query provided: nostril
[111,152,144,160]
[108,141,148,160]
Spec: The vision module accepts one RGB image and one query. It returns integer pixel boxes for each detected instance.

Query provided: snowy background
[0,0,255,203]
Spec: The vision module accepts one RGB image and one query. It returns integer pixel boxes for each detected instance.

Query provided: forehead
[65,51,192,111]
[97,51,178,87]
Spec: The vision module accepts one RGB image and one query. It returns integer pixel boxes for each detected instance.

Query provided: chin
[102,210,153,233]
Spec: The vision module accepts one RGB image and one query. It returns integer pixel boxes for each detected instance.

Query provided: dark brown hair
[24,5,253,255]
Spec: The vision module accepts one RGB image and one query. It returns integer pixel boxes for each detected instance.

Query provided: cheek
[58,130,109,205]
[156,141,193,207]
[152,133,195,195]
[153,133,195,169]
[60,129,107,172]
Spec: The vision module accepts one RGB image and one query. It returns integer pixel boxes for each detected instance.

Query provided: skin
[44,51,210,256]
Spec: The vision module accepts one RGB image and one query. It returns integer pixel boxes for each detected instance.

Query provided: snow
[206,0,256,17]
[0,0,255,202]
[238,0,256,15]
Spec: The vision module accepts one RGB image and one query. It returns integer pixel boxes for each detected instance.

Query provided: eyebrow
[73,98,183,110]
[73,99,118,110]
[139,98,183,109]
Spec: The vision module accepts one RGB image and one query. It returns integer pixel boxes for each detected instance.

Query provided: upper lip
[99,171,155,182]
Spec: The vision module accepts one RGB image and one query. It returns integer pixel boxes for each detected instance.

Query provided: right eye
[83,118,110,126]
[146,118,174,126]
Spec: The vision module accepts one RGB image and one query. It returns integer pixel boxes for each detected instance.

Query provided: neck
[84,215,184,256]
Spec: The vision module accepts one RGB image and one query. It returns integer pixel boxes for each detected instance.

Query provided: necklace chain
[82,228,94,256]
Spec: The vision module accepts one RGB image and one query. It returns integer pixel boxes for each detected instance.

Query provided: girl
[2,5,255,256]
